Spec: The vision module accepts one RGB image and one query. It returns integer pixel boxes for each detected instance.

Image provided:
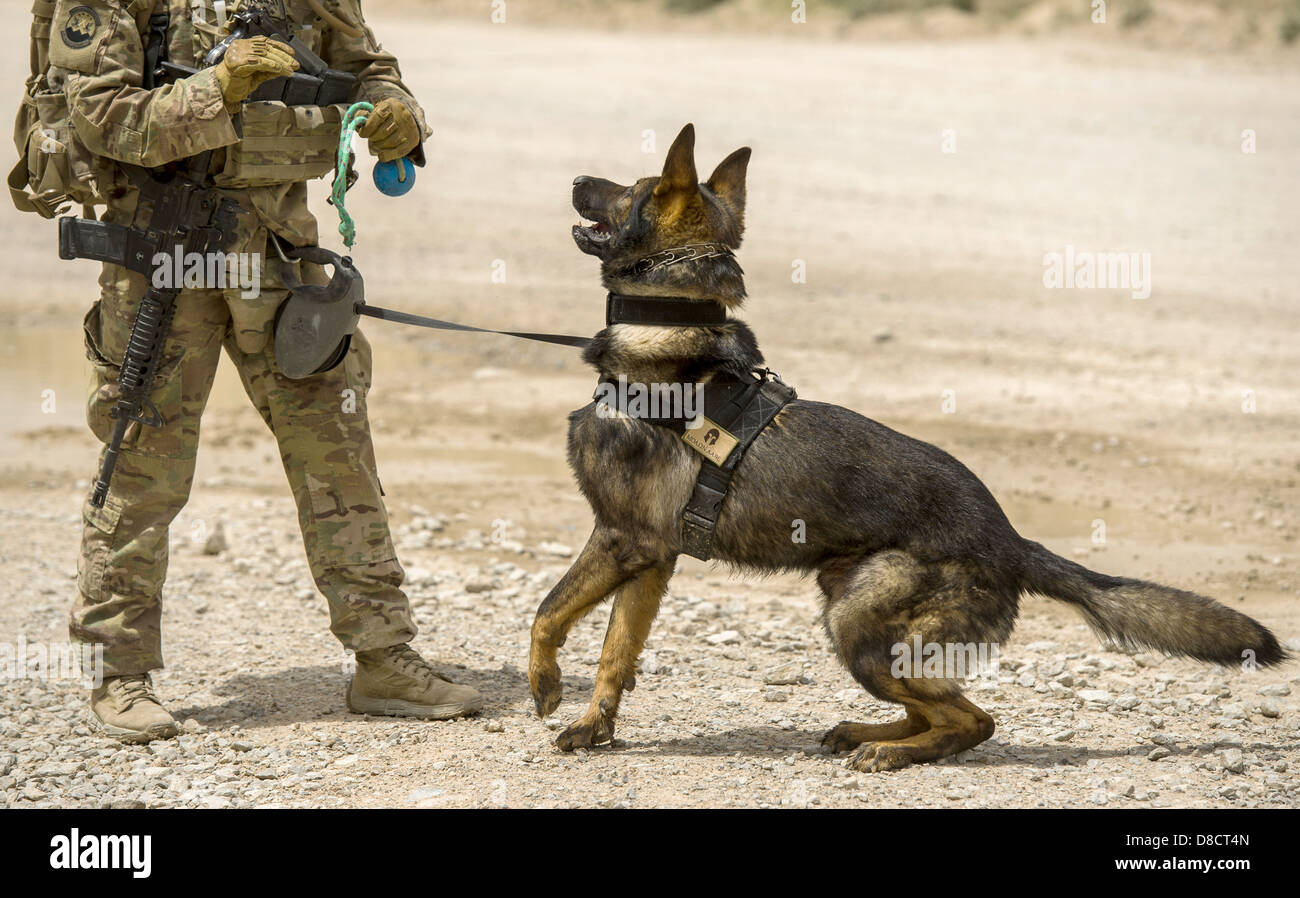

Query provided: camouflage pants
[71,249,416,677]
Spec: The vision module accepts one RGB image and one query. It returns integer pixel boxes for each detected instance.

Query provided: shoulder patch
[49,0,119,76]
[61,5,101,49]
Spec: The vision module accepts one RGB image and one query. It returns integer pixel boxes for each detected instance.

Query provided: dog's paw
[555,701,616,752]
[529,659,563,719]
[821,721,864,754]
[848,742,914,773]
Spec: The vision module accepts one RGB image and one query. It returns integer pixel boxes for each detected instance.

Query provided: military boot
[347,644,483,720]
[89,673,179,743]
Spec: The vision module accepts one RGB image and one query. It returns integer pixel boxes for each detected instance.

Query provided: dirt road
[1,7,1297,807]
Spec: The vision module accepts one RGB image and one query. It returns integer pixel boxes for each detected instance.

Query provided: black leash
[358,304,593,349]
[331,243,736,349]
[358,292,729,350]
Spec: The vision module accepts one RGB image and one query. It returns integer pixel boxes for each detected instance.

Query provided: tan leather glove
[357,98,421,163]
[214,37,299,112]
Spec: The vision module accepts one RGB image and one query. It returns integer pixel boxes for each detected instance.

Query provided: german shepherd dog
[527,124,1286,771]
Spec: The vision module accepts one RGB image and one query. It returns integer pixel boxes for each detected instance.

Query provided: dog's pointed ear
[706,146,751,219]
[654,123,698,197]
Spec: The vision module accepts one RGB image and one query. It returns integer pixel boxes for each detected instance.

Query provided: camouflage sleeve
[48,0,239,168]
[322,1,432,146]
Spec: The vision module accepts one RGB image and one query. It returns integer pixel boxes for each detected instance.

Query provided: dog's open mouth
[572,216,614,257]
[574,220,612,243]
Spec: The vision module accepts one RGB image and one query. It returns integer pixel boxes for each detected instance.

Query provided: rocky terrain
[1,8,1296,808]
[1,486,1296,809]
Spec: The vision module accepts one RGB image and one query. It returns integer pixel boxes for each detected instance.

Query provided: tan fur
[554,564,673,751]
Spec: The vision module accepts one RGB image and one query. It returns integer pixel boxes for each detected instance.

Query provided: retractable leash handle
[270,237,365,379]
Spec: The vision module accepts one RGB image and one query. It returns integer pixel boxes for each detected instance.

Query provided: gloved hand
[214,36,299,111]
[357,98,420,162]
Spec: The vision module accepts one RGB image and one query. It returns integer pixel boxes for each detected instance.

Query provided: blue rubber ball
[373,157,416,196]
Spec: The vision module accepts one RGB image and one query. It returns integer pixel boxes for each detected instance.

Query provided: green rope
[333,101,373,249]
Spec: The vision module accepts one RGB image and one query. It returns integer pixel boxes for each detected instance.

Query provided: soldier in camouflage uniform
[49,0,482,742]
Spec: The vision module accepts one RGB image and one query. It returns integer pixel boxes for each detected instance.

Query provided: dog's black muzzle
[572,176,626,257]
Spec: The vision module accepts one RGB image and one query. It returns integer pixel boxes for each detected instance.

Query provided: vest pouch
[214,100,345,189]
[11,89,80,215]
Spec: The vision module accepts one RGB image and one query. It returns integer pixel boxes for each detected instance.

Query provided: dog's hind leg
[819,551,1001,771]
[821,715,929,754]
[843,675,995,773]
[819,552,930,753]
[529,528,671,719]
[555,561,673,751]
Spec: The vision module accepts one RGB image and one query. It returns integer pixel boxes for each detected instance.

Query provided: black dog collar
[605,243,737,326]
[605,294,728,327]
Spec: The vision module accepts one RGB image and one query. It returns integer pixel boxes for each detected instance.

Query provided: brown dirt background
[1,0,1297,808]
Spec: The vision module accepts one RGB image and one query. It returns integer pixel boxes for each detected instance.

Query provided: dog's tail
[1017,540,1287,668]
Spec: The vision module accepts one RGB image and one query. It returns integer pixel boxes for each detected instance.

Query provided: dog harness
[596,367,796,561]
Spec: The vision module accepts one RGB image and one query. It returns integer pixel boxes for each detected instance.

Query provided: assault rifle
[59,151,241,508]
[154,0,356,107]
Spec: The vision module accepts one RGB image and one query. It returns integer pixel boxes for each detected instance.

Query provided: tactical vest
[9,0,358,217]
[175,0,358,189]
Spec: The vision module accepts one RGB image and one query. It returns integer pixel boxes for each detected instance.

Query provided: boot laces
[386,645,455,684]
[112,674,158,710]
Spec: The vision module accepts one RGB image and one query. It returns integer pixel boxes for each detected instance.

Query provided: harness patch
[682,416,738,466]
[61,5,100,49]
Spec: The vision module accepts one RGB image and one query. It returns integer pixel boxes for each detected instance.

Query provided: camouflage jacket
[47,0,429,243]
[47,0,430,351]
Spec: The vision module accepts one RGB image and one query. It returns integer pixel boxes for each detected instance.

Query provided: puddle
[0,323,519,456]
[1,327,254,451]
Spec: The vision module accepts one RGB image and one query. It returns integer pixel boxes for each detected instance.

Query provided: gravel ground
[1,492,1297,809]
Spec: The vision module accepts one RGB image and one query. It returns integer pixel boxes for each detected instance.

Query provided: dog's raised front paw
[529,659,563,719]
